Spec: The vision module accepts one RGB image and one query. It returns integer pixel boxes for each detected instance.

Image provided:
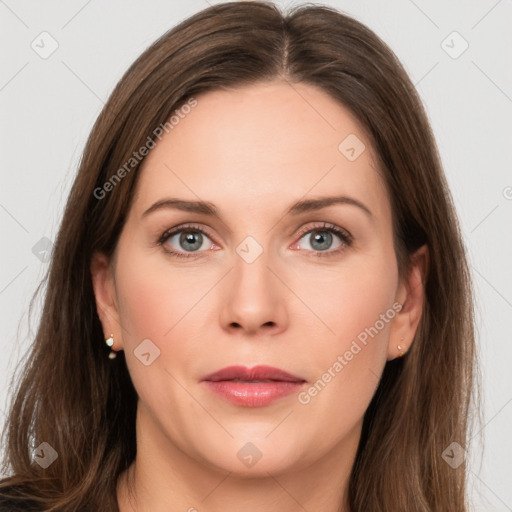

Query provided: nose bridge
[221,233,286,333]
[232,235,275,303]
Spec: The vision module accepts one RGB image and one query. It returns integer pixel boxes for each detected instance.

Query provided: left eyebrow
[141,195,373,220]
[285,195,373,219]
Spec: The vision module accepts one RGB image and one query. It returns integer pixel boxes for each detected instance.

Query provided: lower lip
[203,381,304,407]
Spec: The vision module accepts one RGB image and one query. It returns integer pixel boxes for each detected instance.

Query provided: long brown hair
[0,2,477,510]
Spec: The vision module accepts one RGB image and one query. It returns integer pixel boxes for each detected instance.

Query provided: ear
[90,251,124,351]
[387,244,429,360]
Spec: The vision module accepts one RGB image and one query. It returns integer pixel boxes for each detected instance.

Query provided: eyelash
[157,222,353,259]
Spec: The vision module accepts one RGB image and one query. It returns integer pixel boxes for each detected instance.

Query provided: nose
[219,246,289,336]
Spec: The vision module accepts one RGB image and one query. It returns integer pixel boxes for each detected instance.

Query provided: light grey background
[1,1,511,510]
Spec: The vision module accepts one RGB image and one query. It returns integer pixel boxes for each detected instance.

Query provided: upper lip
[201,365,306,383]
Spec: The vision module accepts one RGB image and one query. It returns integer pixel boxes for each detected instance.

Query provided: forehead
[132,80,390,224]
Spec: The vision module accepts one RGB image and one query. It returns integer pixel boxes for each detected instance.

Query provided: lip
[201,365,306,407]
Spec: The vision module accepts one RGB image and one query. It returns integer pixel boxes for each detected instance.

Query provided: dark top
[0,483,41,512]
[0,496,40,511]
[0,494,99,512]
[0,481,105,511]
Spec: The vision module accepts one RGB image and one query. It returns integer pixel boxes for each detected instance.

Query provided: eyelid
[294,222,352,244]
[157,223,217,249]
[160,223,215,240]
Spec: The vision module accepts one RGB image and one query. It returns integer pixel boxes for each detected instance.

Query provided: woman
[0,1,476,510]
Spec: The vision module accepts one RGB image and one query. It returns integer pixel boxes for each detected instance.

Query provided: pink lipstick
[201,365,306,407]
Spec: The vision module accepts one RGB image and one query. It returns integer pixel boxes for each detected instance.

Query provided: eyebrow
[142,195,373,220]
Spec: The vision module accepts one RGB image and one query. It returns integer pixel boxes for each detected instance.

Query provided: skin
[91,80,427,512]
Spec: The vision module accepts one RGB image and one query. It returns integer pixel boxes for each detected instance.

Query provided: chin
[192,435,310,478]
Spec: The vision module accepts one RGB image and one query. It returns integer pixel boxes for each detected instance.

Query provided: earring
[106,334,117,359]
[397,337,405,358]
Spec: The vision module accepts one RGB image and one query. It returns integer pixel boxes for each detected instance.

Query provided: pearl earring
[105,334,117,359]
[397,337,405,357]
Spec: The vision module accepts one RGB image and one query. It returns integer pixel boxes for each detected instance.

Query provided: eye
[158,224,216,259]
[158,222,353,260]
[292,222,352,257]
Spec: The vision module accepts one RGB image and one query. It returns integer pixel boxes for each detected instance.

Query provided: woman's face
[92,80,422,478]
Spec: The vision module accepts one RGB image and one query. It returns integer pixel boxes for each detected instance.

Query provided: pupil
[180,231,202,251]
[311,231,332,251]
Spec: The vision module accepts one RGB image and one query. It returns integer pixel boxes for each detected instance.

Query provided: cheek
[294,248,398,353]
[115,265,175,343]
[112,247,206,424]
[293,248,398,441]
[114,241,208,343]
[113,243,217,390]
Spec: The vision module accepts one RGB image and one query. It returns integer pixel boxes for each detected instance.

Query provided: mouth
[201,365,306,407]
